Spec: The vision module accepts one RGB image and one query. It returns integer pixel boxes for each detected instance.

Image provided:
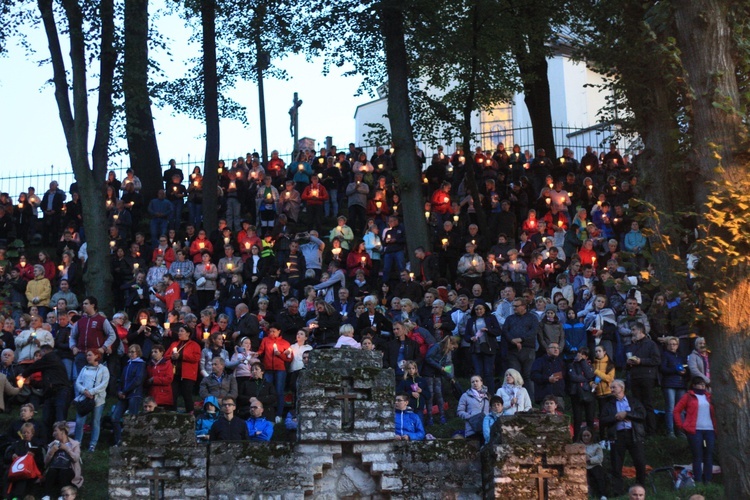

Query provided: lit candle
[236,171,243,179]
[529,220,536,227]
[311,189,319,197]
[335,162,341,168]
[425,211,430,219]
[318,158,324,164]
[459,156,465,163]
[613,159,618,164]
[586,165,591,171]
[376,201,382,209]
[612,186,617,191]
[390,147,395,153]
[378,164,383,170]
[18,203,23,209]
[567,192,573,197]
[409,272,414,279]
[558,221,563,227]
[164,322,170,330]
[273,342,278,351]
[133,263,139,270]
[16,376,24,386]
[109,241,115,248]
[286,191,290,198]
[172,347,178,354]
[524,163,530,169]
[443,196,449,204]
[218,167,224,174]
[298,164,304,171]
[561,157,566,164]
[453,215,459,222]
[199,242,205,249]
[203,331,210,340]
[286,262,291,270]
[392,205,398,213]
[477,158,483,164]
[173,186,178,192]
[545,198,551,205]
[191,173,197,179]
[332,248,341,256]
[423,177,428,184]
[588,185,593,190]
[441,238,448,246]
[224,237,230,245]
[229,181,236,190]
[548,183,554,189]
[20,261,26,268]
[361,256,366,264]
[58,265,63,271]
[317,173,323,178]
[140,318,147,326]
[194,181,199,187]
[113,214,119,220]
[226,263,233,270]
[245,242,251,249]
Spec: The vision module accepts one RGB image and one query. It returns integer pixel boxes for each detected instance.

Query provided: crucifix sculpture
[334,383,360,430]
[145,468,171,500]
[528,464,555,500]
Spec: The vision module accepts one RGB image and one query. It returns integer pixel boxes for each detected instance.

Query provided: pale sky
[0,7,372,178]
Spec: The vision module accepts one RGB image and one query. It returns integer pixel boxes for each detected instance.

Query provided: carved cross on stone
[524,454,564,500]
[334,384,360,430]
[145,468,171,500]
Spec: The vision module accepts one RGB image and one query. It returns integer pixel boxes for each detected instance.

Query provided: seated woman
[456,375,490,440]
[44,421,83,497]
[4,422,45,499]
[495,369,532,415]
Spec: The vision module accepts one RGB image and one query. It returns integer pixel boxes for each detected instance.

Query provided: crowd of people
[0,141,714,498]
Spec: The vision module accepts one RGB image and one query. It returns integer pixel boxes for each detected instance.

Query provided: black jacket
[600,394,646,442]
[209,415,249,441]
[627,336,661,381]
[384,337,421,371]
[21,351,70,395]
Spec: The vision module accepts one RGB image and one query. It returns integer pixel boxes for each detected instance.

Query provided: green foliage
[691,174,750,321]
[362,121,391,147]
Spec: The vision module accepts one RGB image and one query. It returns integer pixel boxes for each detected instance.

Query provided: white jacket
[75,364,110,407]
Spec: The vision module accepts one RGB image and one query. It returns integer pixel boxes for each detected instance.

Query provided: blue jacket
[394,408,425,441]
[483,412,502,444]
[119,357,146,398]
[660,350,687,389]
[422,343,454,379]
[246,416,274,441]
[195,396,220,438]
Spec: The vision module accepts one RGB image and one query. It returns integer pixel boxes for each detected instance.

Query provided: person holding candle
[145,344,173,409]
[168,325,201,414]
[189,229,214,264]
[200,331,230,378]
[345,172,370,236]
[257,324,292,422]
[345,240,372,278]
[193,251,218,310]
[300,175,329,232]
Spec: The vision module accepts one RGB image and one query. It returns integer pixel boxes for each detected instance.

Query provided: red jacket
[301,184,329,205]
[156,281,181,312]
[258,336,293,372]
[674,390,716,434]
[152,246,176,267]
[147,357,174,406]
[189,238,213,263]
[167,339,202,381]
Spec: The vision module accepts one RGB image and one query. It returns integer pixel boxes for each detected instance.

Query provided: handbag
[8,453,42,481]
[75,397,96,416]
[76,365,102,416]
[466,397,488,433]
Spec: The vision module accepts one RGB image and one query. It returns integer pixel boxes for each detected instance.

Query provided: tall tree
[38,0,116,312]
[201,0,220,232]
[380,0,433,263]
[672,2,750,496]
[123,0,162,201]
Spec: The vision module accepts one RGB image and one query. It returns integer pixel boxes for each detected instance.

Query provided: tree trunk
[460,3,487,234]
[673,2,750,497]
[674,0,744,204]
[124,0,162,202]
[256,35,269,166]
[40,0,115,312]
[515,38,556,158]
[381,0,432,270]
[201,0,220,232]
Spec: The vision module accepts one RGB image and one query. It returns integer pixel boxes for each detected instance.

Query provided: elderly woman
[495,368,532,415]
[44,421,83,496]
[194,252,219,311]
[74,350,110,451]
[25,264,52,317]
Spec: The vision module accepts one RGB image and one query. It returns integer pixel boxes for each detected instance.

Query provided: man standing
[41,181,65,245]
[69,296,117,375]
[502,299,540,402]
[530,343,566,405]
[626,322,661,436]
[209,396,249,441]
[601,379,647,494]
[21,345,71,440]
[381,215,406,285]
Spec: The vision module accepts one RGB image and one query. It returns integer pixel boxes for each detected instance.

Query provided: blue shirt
[615,397,633,431]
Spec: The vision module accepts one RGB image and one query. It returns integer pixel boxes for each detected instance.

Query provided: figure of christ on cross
[524,454,564,500]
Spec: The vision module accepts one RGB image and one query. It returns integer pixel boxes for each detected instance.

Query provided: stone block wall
[109,413,207,499]
[297,349,395,442]
[481,412,588,499]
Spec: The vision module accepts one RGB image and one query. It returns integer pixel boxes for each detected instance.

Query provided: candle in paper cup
[140,318,147,326]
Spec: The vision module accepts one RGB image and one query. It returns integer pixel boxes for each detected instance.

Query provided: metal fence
[0,124,634,199]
